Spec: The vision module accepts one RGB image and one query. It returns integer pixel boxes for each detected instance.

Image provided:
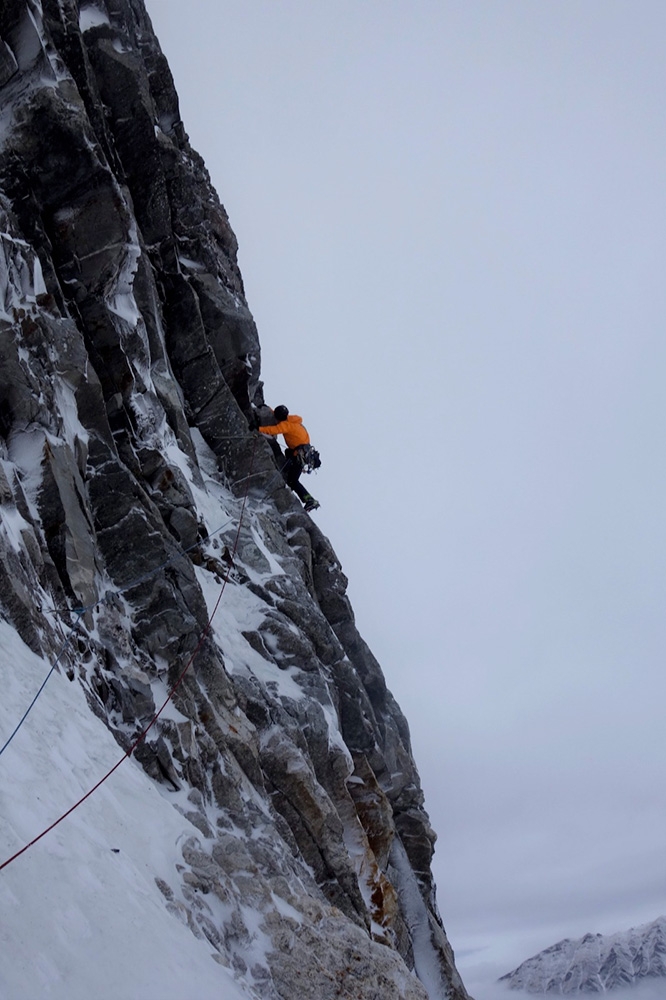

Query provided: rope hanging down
[0,514,236,761]
[0,609,86,760]
[0,437,257,872]
[0,426,278,760]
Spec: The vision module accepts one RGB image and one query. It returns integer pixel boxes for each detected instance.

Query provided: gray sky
[144,2,666,994]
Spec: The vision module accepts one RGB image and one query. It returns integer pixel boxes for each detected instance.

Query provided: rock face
[500,917,666,994]
[0,2,470,998]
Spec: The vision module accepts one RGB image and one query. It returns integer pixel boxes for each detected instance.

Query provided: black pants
[282,449,310,503]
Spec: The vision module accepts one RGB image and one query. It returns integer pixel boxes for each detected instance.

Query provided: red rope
[0,439,257,873]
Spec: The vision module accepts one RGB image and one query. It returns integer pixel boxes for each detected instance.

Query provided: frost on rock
[0,2,471,999]
[0,227,47,321]
[0,38,18,87]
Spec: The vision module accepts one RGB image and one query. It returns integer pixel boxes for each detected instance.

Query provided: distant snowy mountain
[500,917,666,993]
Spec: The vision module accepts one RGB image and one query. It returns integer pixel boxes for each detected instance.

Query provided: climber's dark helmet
[273,405,289,422]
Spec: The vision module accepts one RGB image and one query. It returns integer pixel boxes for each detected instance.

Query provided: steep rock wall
[0,2,470,998]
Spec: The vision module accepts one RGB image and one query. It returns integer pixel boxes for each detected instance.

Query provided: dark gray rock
[0,2,471,998]
[0,38,18,86]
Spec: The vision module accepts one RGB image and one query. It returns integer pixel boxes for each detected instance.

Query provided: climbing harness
[294,444,321,474]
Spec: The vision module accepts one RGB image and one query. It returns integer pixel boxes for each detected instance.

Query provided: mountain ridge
[500,917,666,994]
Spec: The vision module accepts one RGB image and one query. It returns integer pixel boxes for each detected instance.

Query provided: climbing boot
[303,495,320,513]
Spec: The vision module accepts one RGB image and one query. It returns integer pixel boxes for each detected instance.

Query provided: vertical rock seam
[0,1,471,998]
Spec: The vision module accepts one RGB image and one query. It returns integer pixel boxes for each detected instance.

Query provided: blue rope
[0,608,86,759]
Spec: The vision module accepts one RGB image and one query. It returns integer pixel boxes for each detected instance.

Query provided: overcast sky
[144,3,666,995]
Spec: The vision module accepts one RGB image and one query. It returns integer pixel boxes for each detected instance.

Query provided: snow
[7,429,46,518]
[194,565,304,701]
[32,251,47,295]
[107,237,142,328]
[53,380,89,446]
[178,254,205,271]
[0,619,257,1000]
[390,838,449,1000]
[0,490,31,553]
[78,6,111,32]
[250,523,285,578]
[149,677,190,724]
[0,231,46,321]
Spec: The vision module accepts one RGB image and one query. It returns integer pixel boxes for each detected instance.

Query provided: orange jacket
[259,414,310,450]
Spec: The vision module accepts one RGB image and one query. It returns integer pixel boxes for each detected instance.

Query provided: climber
[258,405,320,513]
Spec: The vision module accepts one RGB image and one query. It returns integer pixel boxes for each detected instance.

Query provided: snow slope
[0,619,256,1000]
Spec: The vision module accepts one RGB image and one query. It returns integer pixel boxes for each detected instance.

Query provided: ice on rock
[0,231,46,321]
